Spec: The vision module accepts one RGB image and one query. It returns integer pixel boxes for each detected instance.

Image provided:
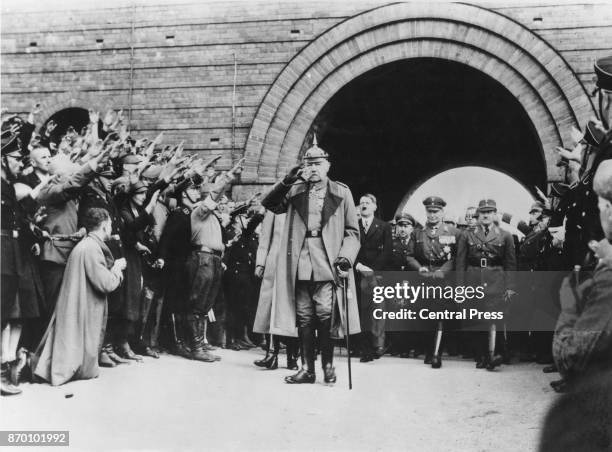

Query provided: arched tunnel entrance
[312,58,547,220]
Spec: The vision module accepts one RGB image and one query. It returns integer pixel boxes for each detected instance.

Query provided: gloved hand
[282,165,303,185]
[334,257,351,279]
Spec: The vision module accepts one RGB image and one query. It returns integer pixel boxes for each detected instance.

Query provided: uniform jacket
[1,177,45,320]
[262,179,361,338]
[456,224,517,299]
[38,163,96,264]
[406,223,459,275]
[389,236,412,271]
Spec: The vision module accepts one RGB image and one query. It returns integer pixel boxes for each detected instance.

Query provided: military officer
[261,138,361,385]
[388,213,416,357]
[405,196,459,368]
[456,199,517,371]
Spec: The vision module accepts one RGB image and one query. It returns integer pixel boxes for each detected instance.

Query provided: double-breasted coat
[261,179,361,338]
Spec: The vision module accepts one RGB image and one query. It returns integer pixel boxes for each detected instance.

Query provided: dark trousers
[186,251,223,316]
[295,281,334,372]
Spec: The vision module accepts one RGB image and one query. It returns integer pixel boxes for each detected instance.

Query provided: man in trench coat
[261,139,360,385]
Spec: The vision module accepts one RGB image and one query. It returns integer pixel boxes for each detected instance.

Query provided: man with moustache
[262,138,360,385]
[406,197,459,368]
[354,193,393,362]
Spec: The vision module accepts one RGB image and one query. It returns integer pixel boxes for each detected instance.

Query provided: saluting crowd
[2,56,612,406]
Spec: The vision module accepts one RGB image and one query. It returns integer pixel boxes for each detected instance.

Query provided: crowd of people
[1,57,612,412]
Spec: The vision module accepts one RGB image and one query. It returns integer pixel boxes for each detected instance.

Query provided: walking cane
[341,276,353,390]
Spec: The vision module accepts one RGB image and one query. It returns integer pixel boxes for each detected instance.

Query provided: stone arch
[37,90,113,130]
[242,2,595,184]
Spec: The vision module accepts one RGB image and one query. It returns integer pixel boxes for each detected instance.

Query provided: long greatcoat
[262,179,361,338]
[252,211,286,334]
[34,234,122,386]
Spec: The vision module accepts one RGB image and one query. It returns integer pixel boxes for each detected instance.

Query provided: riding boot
[286,337,299,370]
[187,314,216,362]
[285,326,316,383]
[318,319,336,383]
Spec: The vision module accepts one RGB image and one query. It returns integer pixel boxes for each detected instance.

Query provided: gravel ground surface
[2,348,559,451]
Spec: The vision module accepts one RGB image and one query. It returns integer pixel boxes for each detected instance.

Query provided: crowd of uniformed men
[1,57,612,400]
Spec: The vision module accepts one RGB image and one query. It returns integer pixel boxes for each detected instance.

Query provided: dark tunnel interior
[311,58,547,220]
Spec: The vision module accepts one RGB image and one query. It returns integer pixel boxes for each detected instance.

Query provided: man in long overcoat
[34,208,126,386]
[261,139,360,385]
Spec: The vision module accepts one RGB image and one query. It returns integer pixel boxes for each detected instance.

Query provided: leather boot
[318,319,335,383]
[323,363,337,384]
[285,368,316,384]
[1,362,21,396]
[486,353,503,371]
[285,326,316,384]
[431,354,442,369]
[254,351,271,367]
[286,339,299,370]
[476,355,488,369]
[187,315,217,363]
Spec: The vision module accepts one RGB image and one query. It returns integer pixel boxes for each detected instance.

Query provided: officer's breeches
[295,281,333,327]
[186,251,223,316]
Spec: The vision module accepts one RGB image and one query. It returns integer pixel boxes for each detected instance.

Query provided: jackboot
[187,314,217,363]
[285,326,316,384]
[286,338,299,370]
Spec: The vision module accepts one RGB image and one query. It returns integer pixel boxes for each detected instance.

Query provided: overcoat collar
[88,233,115,268]
[289,179,343,228]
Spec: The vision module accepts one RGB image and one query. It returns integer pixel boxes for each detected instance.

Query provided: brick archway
[242,2,594,184]
[37,90,113,130]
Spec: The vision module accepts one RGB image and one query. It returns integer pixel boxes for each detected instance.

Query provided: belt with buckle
[192,245,222,257]
[469,258,501,268]
[0,229,19,238]
[305,230,321,238]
